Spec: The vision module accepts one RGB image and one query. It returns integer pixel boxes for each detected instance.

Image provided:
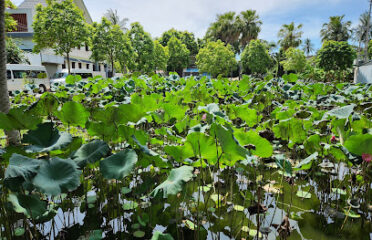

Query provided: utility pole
[364,0,372,62]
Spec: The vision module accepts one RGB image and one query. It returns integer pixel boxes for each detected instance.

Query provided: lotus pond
[0,74,371,240]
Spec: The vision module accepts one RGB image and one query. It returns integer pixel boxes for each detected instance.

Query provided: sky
[13,0,369,50]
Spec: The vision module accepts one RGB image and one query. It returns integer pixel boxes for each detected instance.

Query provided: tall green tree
[237,10,262,49]
[91,18,134,75]
[1,0,18,145]
[104,8,129,32]
[154,40,169,72]
[278,22,303,51]
[303,38,314,56]
[281,48,307,73]
[241,39,271,75]
[159,29,198,55]
[320,15,352,42]
[127,22,155,73]
[317,40,356,76]
[6,38,29,64]
[32,0,89,74]
[196,40,237,78]
[167,36,190,75]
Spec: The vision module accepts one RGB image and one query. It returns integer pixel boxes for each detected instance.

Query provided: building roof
[18,0,93,24]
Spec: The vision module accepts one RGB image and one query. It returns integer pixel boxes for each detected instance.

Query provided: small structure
[354,60,372,84]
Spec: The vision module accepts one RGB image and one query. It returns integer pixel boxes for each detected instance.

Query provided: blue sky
[13,0,368,50]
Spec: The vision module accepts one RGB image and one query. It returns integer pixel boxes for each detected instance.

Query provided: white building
[6,0,107,78]
[354,61,372,84]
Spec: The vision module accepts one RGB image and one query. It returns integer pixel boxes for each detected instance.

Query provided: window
[76,73,92,79]
[77,46,81,50]
[62,62,66,69]
[13,70,28,79]
[9,14,28,32]
[87,64,90,69]
[98,64,101,72]
[78,63,82,69]
[7,70,11,79]
[72,62,76,69]
[85,44,89,51]
[28,71,39,78]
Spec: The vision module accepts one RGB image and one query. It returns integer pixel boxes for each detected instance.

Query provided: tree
[240,39,271,75]
[320,15,352,42]
[127,22,155,73]
[6,38,29,64]
[278,22,303,51]
[159,29,198,55]
[281,48,307,73]
[0,0,19,145]
[91,18,134,76]
[302,38,314,56]
[104,8,129,32]
[153,40,168,72]
[32,0,89,74]
[196,40,237,78]
[236,10,262,49]
[167,36,190,75]
[354,12,371,58]
[317,40,356,73]
[5,0,16,31]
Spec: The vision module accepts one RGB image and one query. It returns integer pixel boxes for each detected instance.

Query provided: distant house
[354,61,372,84]
[6,0,107,78]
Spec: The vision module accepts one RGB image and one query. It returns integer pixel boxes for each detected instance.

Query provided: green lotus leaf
[0,107,42,131]
[296,190,312,199]
[294,152,318,171]
[235,130,273,158]
[151,231,174,240]
[100,149,138,180]
[323,104,355,120]
[151,166,194,198]
[22,122,73,153]
[344,134,372,155]
[8,193,47,218]
[56,101,90,127]
[5,154,40,181]
[71,140,110,168]
[32,157,81,196]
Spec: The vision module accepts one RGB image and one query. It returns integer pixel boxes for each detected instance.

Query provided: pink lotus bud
[202,114,207,121]
[330,136,337,143]
[362,153,372,163]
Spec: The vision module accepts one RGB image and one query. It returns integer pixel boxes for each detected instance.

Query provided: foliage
[104,8,128,32]
[278,22,303,51]
[317,40,356,72]
[159,29,198,55]
[153,40,169,72]
[166,36,190,74]
[91,17,134,74]
[241,39,271,75]
[6,38,29,64]
[320,15,352,42]
[303,38,314,56]
[5,0,17,31]
[32,0,89,73]
[281,48,307,73]
[127,22,155,73]
[196,40,237,77]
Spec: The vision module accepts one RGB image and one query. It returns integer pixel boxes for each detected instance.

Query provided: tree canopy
[153,40,169,72]
[320,15,352,42]
[159,29,198,55]
[196,40,237,78]
[6,38,29,64]
[281,48,307,73]
[166,36,190,75]
[317,40,356,72]
[32,0,89,73]
[241,39,271,75]
[278,22,303,51]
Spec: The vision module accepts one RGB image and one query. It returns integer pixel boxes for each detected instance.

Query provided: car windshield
[52,72,68,79]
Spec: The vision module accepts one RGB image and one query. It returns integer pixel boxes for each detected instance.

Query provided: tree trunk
[66,52,71,74]
[0,0,19,146]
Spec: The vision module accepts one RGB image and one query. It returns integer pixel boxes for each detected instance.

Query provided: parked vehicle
[6,64,50,93]
[50,69,93,85]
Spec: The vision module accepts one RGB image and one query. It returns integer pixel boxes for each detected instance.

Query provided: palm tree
[320,15,352,42]
[237,10,262,49]
[278,22,303,51]
[104,9,129,32]
[206,12,240,47]
[354,12,371,59]
[303,38,314,56]
[0,0,19,145]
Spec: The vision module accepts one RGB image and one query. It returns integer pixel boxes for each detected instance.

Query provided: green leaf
[32,158,81,196]
[151,166,194,198]
[8,194,47,218]
[151,231,174,240]
[123,201,138,210]
[344,134,372,155]
[56,101,90,127]
[14,227,25,237]
[233,205,245,211]
[22,122,72,153]
[0,107,42,131]
[5,154,40,181]
[296,190,312,199]
[235,130,273,158]
[323,104,355,120]
[304,135,321,155]
[343,209,361,218]
[133,231,145,238]
[275,155,292,175]
[100,149,138,180]
[294,152,318,171]
[71,140,110,168]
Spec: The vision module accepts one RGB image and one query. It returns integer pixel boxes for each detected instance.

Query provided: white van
[50,69,93,85]
[6,64,50,93]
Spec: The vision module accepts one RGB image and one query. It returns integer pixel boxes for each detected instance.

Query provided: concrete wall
[355,65,372,84]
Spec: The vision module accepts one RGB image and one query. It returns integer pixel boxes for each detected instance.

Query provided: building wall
[356,64,372,84]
